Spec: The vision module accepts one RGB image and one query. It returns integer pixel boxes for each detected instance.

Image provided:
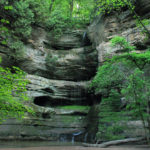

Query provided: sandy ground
[0,145,150,150]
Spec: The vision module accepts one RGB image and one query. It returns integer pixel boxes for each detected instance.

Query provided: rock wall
[1,0,149,142]
[88,0,150,65]
[0,27,98,142]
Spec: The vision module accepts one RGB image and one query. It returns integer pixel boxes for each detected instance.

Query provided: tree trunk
[49,0,55,13]
[82,137,145,148]
[69,0,74,19]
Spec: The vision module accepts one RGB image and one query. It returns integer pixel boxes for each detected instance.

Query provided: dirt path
[0,145,150,150]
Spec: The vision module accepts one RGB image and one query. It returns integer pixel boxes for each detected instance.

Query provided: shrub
[110,36,135,52]
[0,58,33,122]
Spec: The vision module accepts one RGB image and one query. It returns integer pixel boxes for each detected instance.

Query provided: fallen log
[82,137,145,148]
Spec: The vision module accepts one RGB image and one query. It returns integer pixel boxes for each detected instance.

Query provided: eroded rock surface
[86,0,150,140]
[26,74,91,105]
[45,46,97,81]
[87,0,150,64]
[47,30,85,49]
[17,28,97,81]
[0,27,97,141]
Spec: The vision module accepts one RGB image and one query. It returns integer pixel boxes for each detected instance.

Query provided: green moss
[56,105,90,111]
[59,115,83,124]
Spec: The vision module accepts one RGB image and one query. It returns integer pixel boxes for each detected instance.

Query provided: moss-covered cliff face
[0,25,98,142]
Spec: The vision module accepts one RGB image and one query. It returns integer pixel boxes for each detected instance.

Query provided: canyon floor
[0,146,149,150]
[0,145,150,150]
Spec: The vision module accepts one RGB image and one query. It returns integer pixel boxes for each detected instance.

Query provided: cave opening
[34,96,52,107]
[33,96,93,107]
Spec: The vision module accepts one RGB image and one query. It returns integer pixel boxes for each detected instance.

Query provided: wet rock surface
[0,27,98,142]
[47,30,85,49]
[17,28,97,81]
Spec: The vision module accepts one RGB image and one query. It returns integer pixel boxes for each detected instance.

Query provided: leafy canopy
[96,0,134,14]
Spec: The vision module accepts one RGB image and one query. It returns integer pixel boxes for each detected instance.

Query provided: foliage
[10,0,34,39]
[122,69,150,142]
[91,36,150,142]
[104,89,122,111]
[96,0,150,38]
[47,0,94,38]
[8,39,25,61]
[46,9,72,38]
[0,1,12,45]
[111,36,136,52]
[0,0,52,61]
[90,62,125,96]
[112,51,150,70]
[110,36,150,69]
[136,19,150,29]
[72,0,95,22]
[45,53,58,70]
[51,0,94,21]
[96,0,134,14]
[27,0,50,25]
[96,97,127,141]
[0,58,33,122]
[45,0,95,38]
[136,19,150,38]
[0,0,51,40]
[0,0,95,55]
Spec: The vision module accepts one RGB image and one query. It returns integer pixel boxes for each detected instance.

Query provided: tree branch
[82,137,145,148]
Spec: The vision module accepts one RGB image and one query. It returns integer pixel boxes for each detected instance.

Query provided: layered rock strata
[0,27,98,142]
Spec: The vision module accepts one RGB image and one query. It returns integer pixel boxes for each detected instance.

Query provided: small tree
[110,36,150,142]
[0,57,33,122]
[122,69,150,143]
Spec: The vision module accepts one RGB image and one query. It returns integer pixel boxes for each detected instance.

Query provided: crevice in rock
[65,112,88,116]
[51,45,75,50]
[82,31,92,47]
[42,88,54,94]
